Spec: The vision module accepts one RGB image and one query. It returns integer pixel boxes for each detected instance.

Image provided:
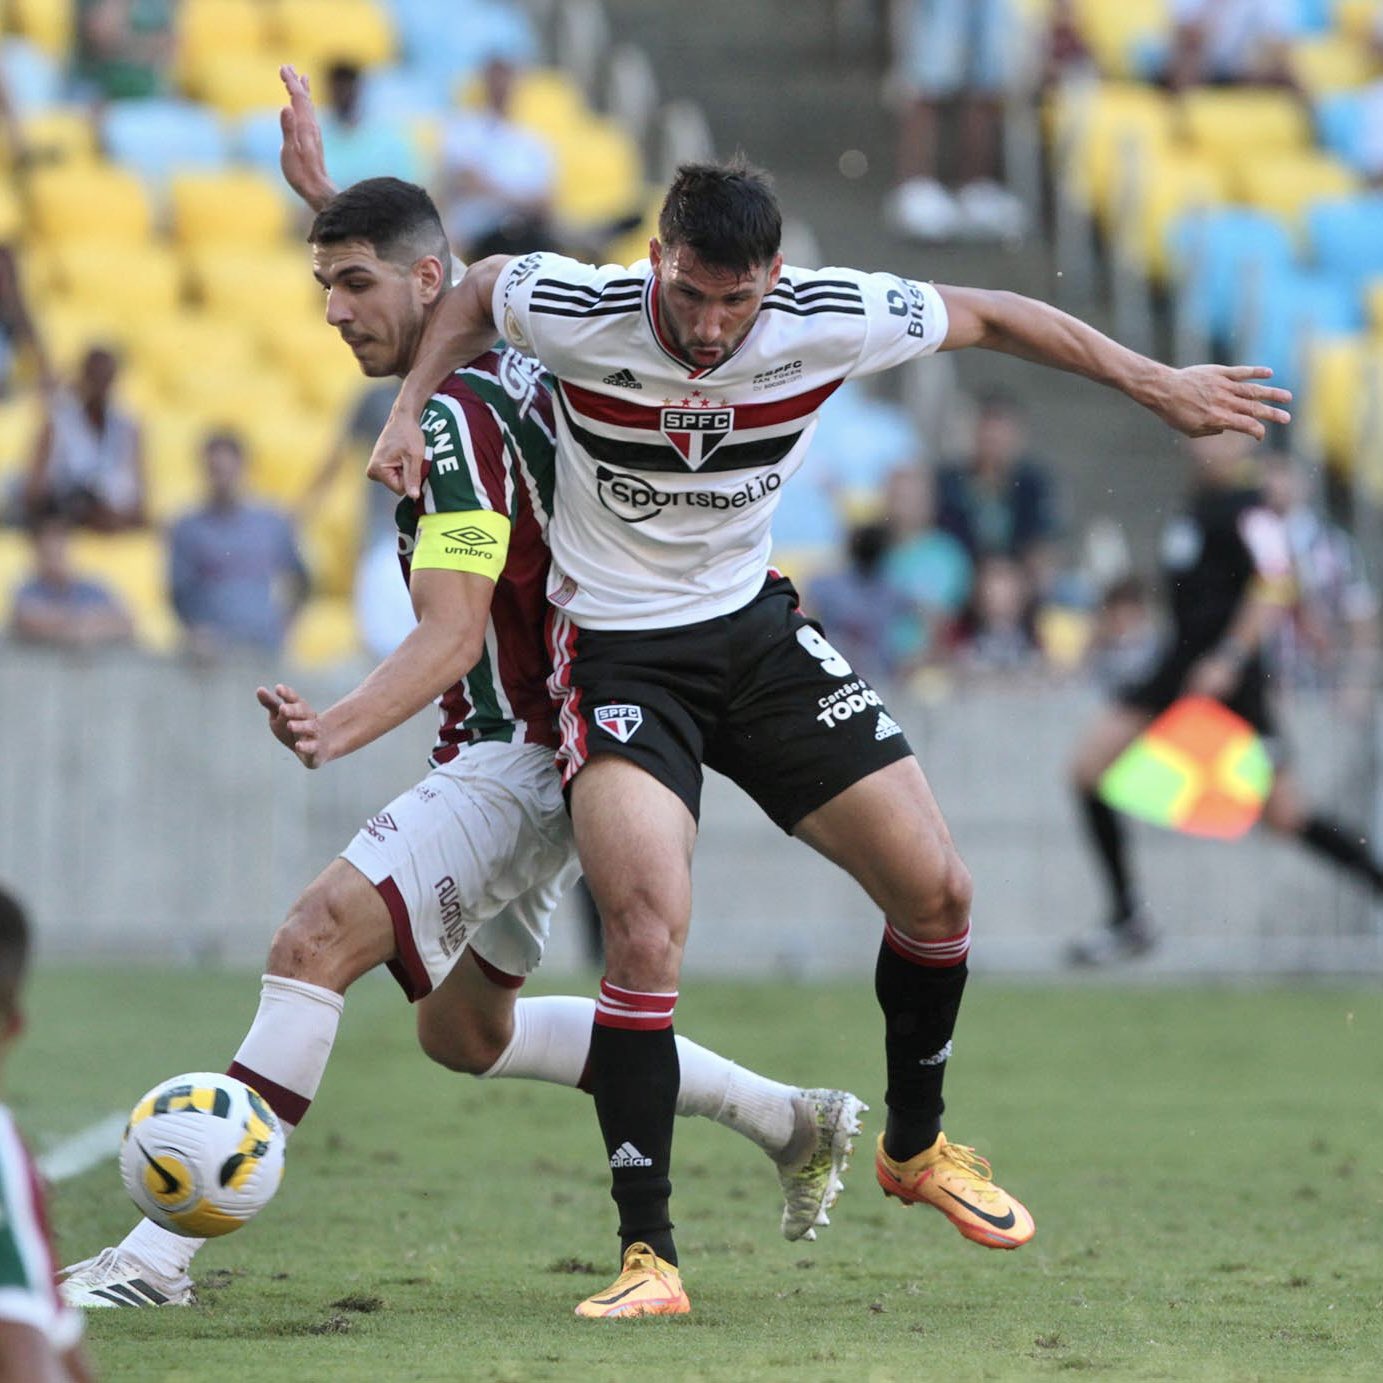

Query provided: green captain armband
[412,509,512,579]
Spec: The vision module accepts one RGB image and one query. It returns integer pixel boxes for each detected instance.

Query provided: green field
[18,967,1381,1382]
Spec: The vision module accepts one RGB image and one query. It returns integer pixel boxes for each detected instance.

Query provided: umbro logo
[441,525,496,546]
[875,712,902,741]
[609,1141,653,1168]
[602,368,643,390]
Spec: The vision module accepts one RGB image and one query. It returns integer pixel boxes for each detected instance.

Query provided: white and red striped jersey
[494,254,950,630]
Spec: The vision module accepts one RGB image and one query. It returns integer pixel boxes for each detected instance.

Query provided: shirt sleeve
[848,269,950,379]
[418,386,513,519]
[491,252,629,371]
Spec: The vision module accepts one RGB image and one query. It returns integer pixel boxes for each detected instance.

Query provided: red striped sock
[883,918,971,968]
[595,978,677,1030]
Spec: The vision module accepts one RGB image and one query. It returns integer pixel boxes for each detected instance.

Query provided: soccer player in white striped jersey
[57,128,864,1315]
[370,156,1292,1316]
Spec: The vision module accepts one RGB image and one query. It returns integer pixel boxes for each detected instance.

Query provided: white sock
[119,974,344,1280]
[484,995,799,1155]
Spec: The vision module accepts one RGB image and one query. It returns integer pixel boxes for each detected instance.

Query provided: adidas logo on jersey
[875,712,902,741]
[602,368,643,390]
[609,1141,653,1168]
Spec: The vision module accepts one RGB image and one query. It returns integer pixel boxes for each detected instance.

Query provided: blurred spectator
[9,508,133,648]
[73,0,176,101]
[935,389,1060,591]
[22,345,145,532]
[954,555,1043,675]
[1260,452,1379,694]
[884,0,1028,242]
[1041,0,1095,92]
[169,431,309,659]
[1165,0,1295,90]
[439,55,556,257]
[805,522,913,687]
[319,61,424,191]
[0,245,49,396]
[880,463,972,665]
[1083,575,1160,692]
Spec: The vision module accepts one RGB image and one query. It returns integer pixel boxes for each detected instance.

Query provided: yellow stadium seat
[0,393,43,482]
[300,459,366,598]
[1303,335,1372,470]
[1037,604,1093,671]
[175,0,271,91]
[183,247,322,324]
[143,409,213,522]
[253,315,362,411]
[21,107,100,166]
[169,169,291,249]
[171,371,305,435]
[0,530,31,626]
[9,0,75,56]
[269,0,396,70]
[25,164,154,245]
[68,530,179,651]
[1179,88,1310,162]
[1367,278,1383,332]
[1071,0,1171,79]
[1128,151,1227,277]
[1336,0,1383,43]
[240,409,336,504]
[552,118,644,227]
[460,67,586,137]
[1231,152,1360,225]
[38,242,187,319]
[1288,34,1380,95]
[29,303,131,372]
[183,53,292,116]
[0,184,20,241]
[287,595,361,669]
[127,314,263,395]
[1050,82,1174,217]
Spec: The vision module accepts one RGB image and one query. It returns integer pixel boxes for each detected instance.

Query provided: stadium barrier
[1,647,1377,976]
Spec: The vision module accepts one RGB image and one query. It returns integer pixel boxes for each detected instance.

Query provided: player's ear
[764,252,783,292]
[415,253,446,304]
[649,237,662,272]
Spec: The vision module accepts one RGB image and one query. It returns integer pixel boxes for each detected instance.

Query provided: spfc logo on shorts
[660,407,734,467]
[594,703,643,743]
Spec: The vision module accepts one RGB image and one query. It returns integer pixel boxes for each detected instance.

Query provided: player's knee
[892,848,973,940]
[265,881,361,991]
[417,1005,509,1076]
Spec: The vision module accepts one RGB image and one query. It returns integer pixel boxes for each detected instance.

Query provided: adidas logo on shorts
[602,368,642,390]
[875,712,902,741]
[609,1141,653,1168]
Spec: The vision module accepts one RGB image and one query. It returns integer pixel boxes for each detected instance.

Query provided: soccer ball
[119,1072,286,1238]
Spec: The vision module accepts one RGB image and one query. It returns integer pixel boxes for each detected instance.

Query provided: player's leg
[1068,701,1157,961]
[791,757,1034,1249]
[62,859,392,1306]
[1262,767,1383,891]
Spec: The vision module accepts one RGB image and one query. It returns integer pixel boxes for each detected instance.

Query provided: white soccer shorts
[341,741,579,1000]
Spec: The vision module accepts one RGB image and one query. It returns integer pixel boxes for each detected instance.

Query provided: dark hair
[202,428,245,460]
[847,522,891,578]
[657,158,781,275]
[309,177,450,271]
[0,886,30,1026]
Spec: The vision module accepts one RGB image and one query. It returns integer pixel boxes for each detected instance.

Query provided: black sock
[875,927,968,1163]
[1299,815,1383,892]
[588,1009,679,1265]
[1079,789,1136,922]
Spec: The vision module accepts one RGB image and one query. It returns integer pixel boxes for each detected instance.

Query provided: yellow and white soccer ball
[119,1072,286,1238]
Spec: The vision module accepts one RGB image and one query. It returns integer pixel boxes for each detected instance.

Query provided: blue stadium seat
[102,99,229,182]
[1305,195,1383,291]
[1167,207,1297,343]
[0,37,61,113]
[1284,0,1336,34]
[1314,90,1368,169]
[395,0,538,81]
[1238,266,1363,395]
[232,109,289,176]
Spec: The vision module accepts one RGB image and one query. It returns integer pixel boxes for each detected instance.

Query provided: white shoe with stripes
[59,1247,194,1308]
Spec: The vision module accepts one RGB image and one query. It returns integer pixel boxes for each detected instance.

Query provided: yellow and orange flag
[1098,696,1274,840]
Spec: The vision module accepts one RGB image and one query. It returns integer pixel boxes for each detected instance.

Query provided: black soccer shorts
[547,574,914,831]
[1117,650,1282,754]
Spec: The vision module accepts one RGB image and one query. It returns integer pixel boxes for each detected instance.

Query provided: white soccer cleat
[59,1247,194,1308]
[773,1088,867,1242]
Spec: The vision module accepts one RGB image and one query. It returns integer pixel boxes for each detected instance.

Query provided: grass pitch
[20,966,1381,1381]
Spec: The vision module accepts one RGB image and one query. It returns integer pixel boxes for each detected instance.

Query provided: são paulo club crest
[594,704,644,743]
[659,389,735,467]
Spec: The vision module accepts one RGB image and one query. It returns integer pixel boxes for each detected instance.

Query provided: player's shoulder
[501,251,648,301]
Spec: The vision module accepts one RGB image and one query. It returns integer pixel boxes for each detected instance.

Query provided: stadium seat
[174,0,271,88]
[0,392,42,481]
[232,109,292,174]
[68,530,179,651]
[268,0,396,70]
[25,303,130,372]
[101,99,230,183]
[143,410,214,522]
[300,463,366,598]
[126,315,262,397]
[1166,207,1297,344]
[0,530,30,626]
[287,595,361,668]
[552,117,644,227]
[1238,266,1363,394]
[1288,33,1380,95]
[1070,0,1172,79]
[36,242,187,320]
[1231,151,1360,225]
[1336,0,1383,42]
[1051,82,1174,217]
[1314,90,1369,169]
[1125,151,1226,277]
[240,409,336,504]
[183,247,322,324]
[24,163,154,244]
[398,0,538,78]
[168,168,290,249]
[20,107,100,165]
[8,0,75,57]
[1305,195,1383,290]
[0,37,63,114]
[1179,88,1311,164]
[1367,279,1383,331]
[459,66,586,137]
[183,53,294,117]
[0,183,20,241]
[1302,335,1372,469]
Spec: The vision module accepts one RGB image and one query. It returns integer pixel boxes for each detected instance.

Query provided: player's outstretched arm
[935,285,1292,440]
[368,256,511,500]
[255,567,496,768]
[278,64,335,213]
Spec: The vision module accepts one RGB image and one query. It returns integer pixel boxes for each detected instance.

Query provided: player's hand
[278,65,335,213]
[368,410,426,500]
[1184,653,1240,701]
[1151,365,1292,440]
[256,683,331,769]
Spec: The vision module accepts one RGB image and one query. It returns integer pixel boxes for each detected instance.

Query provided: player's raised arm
[367,255,511,500]
[934,285,1292,441]
[278,65,336,212]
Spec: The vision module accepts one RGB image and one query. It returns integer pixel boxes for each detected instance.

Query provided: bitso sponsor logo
[595,465,780,525]
[594,704,643,743]
[434,874,470,957]
[815,680,884,729]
